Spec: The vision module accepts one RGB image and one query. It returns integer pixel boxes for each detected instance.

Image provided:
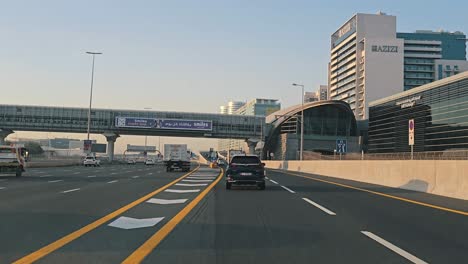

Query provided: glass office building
[368,71,468,153]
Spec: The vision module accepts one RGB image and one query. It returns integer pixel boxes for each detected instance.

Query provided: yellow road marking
[122,169,224,264]
[280,170,468,216]
[13,165,201,264]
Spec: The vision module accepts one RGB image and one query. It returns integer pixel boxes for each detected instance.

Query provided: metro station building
[368,71,468,153]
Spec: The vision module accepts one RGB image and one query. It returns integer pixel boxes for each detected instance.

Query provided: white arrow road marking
[175,183,208,187]
[61,188,80,194]
[107,180,118,184]
[146,198,188,205]
[302,198,336,215]
[108,216,165,230]
[48,180,63,183]
[361,231,428,264]
[182,179,213,182]
[164,189,200,193]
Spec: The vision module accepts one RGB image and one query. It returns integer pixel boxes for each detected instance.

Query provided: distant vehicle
[227,149,245,162]
[0,145,27,177]
[217,159,227,167]
[145,159,155,166]
[225,155,266,190]
[164,144,191,172]
[83,156,101,167]
[127,159,136,165]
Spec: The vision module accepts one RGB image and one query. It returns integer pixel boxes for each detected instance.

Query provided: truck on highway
[163,144,191,172]
[0,145,28,177]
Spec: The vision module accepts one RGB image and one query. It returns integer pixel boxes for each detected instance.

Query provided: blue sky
[1,0,467,151]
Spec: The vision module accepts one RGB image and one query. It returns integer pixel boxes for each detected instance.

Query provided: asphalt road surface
[0,164,466,264]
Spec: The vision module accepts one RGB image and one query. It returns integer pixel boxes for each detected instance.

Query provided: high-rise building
[304,92,319,103]
[219,105,228,115]
[218,99,281,152]
[227,101,245,115]
[328,12,404,120]
[397,30,467,90]
[319,85,328,100]
[328,12,467,120]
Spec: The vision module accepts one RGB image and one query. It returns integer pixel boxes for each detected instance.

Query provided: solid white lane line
[182,179,213,182]
[269,179,279,184]
[280,185,296,194]
[302,198,336,215]
[61,188,80,194]
[164,189,200,193]
[361,231,428,264]
[48,180,63,183]
[132,176,140,179]
[107,180,118,184]
[175,183,208,187]
[87,175,97,178]
[146,198,188,205]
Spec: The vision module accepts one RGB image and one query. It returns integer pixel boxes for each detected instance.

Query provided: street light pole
[143,107,152,153]
[293,83,305,161]
[85,51,102,141]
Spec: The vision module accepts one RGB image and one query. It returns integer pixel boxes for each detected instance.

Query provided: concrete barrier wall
[264,160,468,200]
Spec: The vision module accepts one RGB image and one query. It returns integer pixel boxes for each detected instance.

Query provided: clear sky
[1,0,467,152]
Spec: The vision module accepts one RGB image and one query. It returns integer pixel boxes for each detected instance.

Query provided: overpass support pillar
[103,133,120,162]
[0,129,13,145]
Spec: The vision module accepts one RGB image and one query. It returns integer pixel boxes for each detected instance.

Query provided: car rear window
[231,156,260,164]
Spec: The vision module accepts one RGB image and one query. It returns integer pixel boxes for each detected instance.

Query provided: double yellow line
[14,165,223,264]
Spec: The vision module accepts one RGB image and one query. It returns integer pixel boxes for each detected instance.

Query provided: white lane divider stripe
[265,177,269,179]
[39,175,52,178]
[302,198,336,215]
[109,216,164,230]
[281,185,296,194]
[0,187,5,190]
[48,180,64,183]
[164,189,200,193]
[107,180,118,184]
[269,179,279,184]
[132,176,140,179]
[361,231,428,264]
[147,173,153,175]
[61,188,80,194]
[73,172,80,175]
[87,175,96,178]
[146,198,188,205]
[111,172,117,175]
[182,179,212,182]
[175,183,208,187]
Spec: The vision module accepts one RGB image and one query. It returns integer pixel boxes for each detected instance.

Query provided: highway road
[0,164,466,263]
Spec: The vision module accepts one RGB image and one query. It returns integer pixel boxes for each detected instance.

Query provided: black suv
[225,155,266,190]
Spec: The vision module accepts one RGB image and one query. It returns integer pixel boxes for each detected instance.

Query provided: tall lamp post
[85,51,102,142]
[292,83,305,161]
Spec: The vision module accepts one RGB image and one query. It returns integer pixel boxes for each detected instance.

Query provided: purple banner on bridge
[115,117,212,131]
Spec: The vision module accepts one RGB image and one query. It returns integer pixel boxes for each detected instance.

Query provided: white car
[145,159,155,166]
[83,156,101,167]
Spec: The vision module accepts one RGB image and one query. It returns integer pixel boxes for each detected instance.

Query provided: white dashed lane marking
[132,176,140,179]
[107,180,118,184]
[61,188,80,194]
[280,185,296,194]
[48,180,63,183]
[269,179,279,184]
[302,198,336,215]
[361,231,428,264]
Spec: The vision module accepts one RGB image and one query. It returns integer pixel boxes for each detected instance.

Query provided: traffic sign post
[336,139,347,160]
[408,119,415,160]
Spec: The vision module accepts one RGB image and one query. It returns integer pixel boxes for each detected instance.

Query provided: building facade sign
[371,45,399,53]
[115,117,212,131]
[395,96,421,108]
